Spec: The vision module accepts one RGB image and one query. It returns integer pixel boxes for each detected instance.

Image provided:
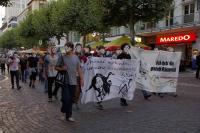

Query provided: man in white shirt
[8,54,21,90]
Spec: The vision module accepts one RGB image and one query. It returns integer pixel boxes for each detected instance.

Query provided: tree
[0,0,11,6]
[62,0,102,46]
[100,0,173,44]
[0,29,18,49]
[17,13,40,48]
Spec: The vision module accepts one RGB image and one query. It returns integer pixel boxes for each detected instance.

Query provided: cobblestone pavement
[0,72,200,133]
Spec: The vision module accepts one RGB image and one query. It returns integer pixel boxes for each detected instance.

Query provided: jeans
[10,70,20,88]
[61,85,76,119]
[44,80,48,92]
[21,69,26,82]
[53,82,62,97]
[48,77,56,98]
[196,66,200,79]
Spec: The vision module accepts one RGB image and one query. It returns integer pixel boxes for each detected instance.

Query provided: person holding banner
[117,43,132,106]
[56,42,84,122]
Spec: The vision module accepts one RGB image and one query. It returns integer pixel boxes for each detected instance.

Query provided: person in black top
[28,54,39,88]
[117,43,131,106]
[117,43,151,106]
[196,52,200,79]
[20,54,28,83]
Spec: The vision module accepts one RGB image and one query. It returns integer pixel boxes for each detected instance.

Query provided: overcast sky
[0,6,5,27]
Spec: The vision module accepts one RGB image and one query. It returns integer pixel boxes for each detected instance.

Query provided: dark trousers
[1,64,5,75]
[196,66,200,79]
[10,70,20,88]
[141,90,151,97]
[61,85,76,119]
[21,69,26,82]
[48,77,56,99]
[120,98,127,104]
[7,65,9,74]
[52,82,61,96]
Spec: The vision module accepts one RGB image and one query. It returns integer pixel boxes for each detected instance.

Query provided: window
[166,9,174,27]
[184,5,189,15]
[184,3,195,15]
[190,4,195,13]
[184,3,195,23]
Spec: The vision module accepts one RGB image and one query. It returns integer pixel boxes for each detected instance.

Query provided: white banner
[130,47,182,93]
[81,57,139,104]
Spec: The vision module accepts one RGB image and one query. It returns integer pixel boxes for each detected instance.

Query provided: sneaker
[17,86,21,90]
[53,95,58,100]
[67,117,75,122]
[144,95,151,100]
[96,104,104,110]
[173,94,178,97]
[48,98,53,102]
[120,102,128,106]
[75,104,80,110]
[60,114,66,121]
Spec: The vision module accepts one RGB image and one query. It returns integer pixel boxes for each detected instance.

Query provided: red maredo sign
[156,33,196,45]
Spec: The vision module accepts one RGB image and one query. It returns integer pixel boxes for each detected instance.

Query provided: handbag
[55,55,67,86]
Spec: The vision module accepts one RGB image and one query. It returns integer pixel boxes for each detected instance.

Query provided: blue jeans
[44,80,48,92]
[61,85,76,119]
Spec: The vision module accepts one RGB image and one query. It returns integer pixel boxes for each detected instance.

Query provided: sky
[0,6,5,27]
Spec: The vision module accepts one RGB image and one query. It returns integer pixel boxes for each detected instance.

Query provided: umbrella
[105,45,120,51]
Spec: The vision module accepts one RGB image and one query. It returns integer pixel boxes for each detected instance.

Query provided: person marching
[44,44,59,102]
[56,42,84,122]
[8,54,21,90]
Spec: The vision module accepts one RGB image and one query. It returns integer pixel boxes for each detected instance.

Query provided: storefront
[155,32,197,68]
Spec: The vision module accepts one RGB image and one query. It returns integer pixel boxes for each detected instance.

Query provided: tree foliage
[0,29,18,49]
[100,0,173,44]
[0,0,11,6]
[0,0,173,48]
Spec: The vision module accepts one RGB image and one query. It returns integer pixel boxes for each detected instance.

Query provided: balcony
[136,12,200,35]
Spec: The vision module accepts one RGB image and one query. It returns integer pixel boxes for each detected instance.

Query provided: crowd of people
[1,42,199,123]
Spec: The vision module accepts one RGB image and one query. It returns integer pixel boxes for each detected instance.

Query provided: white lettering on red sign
[160,35,191,43]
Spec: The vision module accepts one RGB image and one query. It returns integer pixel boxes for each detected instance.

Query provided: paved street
[0,72,200,133]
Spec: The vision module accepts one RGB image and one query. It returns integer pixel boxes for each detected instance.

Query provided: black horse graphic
[86,72,113,101]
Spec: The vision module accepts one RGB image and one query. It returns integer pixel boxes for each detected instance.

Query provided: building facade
[1,0,28,31]
[135,0,200,65]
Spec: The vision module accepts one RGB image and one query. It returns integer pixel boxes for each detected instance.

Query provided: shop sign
[156,33,196,45]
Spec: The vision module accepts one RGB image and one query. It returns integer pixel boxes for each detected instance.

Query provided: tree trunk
[65,32,69,43]
[102,33,105,43]
[56,36,61,45]
[129,21,136,46]
[83,35,86,47]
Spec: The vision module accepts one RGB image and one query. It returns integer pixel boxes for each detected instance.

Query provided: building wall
[193,31,200,50]
[5,0,28,23]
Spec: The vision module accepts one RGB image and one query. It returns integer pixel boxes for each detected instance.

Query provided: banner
[81,57,139,104]
[130,47,182,93]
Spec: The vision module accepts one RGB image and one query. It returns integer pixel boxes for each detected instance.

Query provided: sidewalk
[0,73,200,133]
